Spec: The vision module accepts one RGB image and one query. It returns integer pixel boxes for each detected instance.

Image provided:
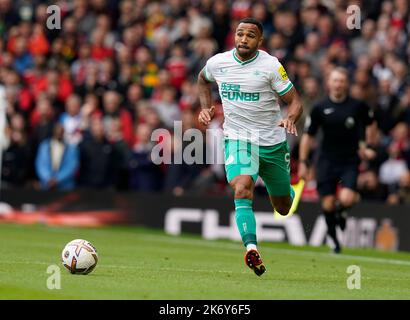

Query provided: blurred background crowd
[0,0,410,204]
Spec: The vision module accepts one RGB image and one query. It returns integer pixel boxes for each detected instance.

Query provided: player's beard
[236,45,257,60]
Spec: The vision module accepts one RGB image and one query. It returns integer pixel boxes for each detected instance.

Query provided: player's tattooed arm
[278,86,303,136]
[197,69,215,126]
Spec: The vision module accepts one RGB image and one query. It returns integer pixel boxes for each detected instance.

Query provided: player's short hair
[238,18,263,35]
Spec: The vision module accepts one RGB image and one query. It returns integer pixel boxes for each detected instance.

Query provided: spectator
[398,85,410,125]
[142,105,164,130]
[30,96,55,145]
[1,113,30,187]
[296,76,323,143]
[151,69,172,102]
[274,9,304,52]
[133,46,159,97]
[96,58,119,93]
[211,0,231,51]
[350,19,376,60]
[398,171,410,204]
[267,32,288,62]
[72,0,96,37]
[117,63,133,97]
[75,62,102,98]
[31,68,73,112]
[117,0,137,34]
[71,43,93,86]
[102,90,133,146]
[106,118,131,190]
[172,18,193,50]
[78,117,113,188]
[129,123,163,191]
[90,28,114,61]
[3,68,32,115]
[165,44,189,90]
[379,123,410,204]
[357,129,389,201]
[351,68,378,108]
[188,25,218,76]
[59,94,84,145]
[124,83,144,118]
[0,0,20,30]
[120,24,146,54]
[374,72,401,135]
[152,30,171,69]
[28,23,50,57]
[164,109,205,196]
[35,123,79,190]
[12,36,33,75]
[303,32,325,77]
[152,86,181,129]
[179,79,199,111]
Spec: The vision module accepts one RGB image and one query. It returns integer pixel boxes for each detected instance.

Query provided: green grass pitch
[1,223,410,299]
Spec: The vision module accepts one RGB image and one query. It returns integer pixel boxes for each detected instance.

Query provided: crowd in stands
[1,0,410,204]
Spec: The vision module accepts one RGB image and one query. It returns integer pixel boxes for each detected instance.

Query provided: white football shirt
[204,49,293,146]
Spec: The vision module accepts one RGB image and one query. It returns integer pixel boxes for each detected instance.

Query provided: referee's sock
[323,209,341,253]
[234,199,257,250]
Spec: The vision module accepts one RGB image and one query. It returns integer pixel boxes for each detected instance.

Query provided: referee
[298,67,376,253]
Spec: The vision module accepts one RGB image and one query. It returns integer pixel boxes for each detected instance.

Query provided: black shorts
[316,156,359,196]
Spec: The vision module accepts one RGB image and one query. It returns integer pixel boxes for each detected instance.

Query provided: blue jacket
[35,139,79,190]
[13,53,34,75]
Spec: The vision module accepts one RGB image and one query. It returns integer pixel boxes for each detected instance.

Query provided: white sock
[246,244,257,251]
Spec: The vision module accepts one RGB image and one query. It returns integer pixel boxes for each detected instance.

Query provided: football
[61,239,99,275]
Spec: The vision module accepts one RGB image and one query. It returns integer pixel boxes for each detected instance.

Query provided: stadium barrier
[0,189,408,252]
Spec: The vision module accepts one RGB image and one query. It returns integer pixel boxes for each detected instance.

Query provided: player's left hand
[278,118,298,136]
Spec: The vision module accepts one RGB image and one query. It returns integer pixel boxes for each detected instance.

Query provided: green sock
[234,199,257,247]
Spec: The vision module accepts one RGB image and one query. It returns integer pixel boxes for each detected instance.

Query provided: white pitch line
[139,234,410,267]
[101,264,247,275]
[0,260,247,275]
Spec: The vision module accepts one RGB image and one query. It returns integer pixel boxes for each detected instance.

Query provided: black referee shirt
[305,96,374,160]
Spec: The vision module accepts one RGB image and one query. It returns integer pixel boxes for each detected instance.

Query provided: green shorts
[224,139,291,196]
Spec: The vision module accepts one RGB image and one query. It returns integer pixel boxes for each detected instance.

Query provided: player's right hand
[297,161,308,180]
[198,105,215,126]
[278,118,298,136]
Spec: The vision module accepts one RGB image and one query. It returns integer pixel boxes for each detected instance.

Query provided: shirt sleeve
[360,101,375,126]
[305,105,321,136]
[271,60,294,96]
[203,57,216,82]
[358,101,375,142]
